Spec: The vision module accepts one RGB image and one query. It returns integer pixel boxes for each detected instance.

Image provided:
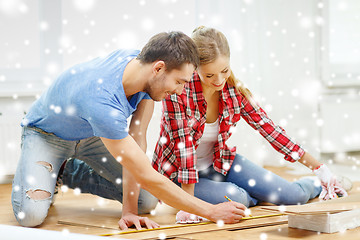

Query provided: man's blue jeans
[11,126,157,227]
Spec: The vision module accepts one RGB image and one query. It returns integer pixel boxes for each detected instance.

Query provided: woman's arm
[297,152,322,170]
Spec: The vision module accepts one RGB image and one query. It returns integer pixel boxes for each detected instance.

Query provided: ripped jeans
[11,126,157,227]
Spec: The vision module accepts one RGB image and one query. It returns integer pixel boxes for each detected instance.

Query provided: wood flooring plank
[183,224,360,240]
[260,193,360,215]
[2,169,360,240]
[107,216,288,239]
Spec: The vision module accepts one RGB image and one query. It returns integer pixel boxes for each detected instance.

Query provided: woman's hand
[176,210,209,224]
[313,164,348,200]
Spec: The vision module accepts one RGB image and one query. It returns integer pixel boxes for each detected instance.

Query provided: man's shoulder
[111,49,140,58]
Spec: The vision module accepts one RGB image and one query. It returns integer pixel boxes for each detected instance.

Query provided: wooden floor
[1,166,360,239]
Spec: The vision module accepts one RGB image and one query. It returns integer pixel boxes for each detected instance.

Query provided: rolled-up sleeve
[240,95,305,162]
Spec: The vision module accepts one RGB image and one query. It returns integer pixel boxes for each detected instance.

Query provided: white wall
[1,0,360,179]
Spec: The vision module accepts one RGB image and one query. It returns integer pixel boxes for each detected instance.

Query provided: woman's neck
[201,82,218,100]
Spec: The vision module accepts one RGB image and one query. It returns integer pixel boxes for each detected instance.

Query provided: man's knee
[138,193,158,214]
[26,189,51,200]
[13,189,51,227]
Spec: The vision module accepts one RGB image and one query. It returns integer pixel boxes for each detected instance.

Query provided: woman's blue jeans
[11,126,157,227]
[62,154,321,212]
[63,153,321,211]
[192,154,321,207]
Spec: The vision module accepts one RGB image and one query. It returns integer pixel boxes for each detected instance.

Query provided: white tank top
[196,118,219,170]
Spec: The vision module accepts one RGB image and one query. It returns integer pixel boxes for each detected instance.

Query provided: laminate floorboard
[1,166,359,239]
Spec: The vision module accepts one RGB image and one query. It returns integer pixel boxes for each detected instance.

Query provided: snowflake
[163,162,171,171]
[97,198,105,206]
[269,193,278,202]
[260,233,268,240]
[158,233,166,240]
[18,212,25,220]
[264,173,273,182]
[229,126,237,133]
[65,105,76,116]
[73,0,96,12]
[216,220,224,227]
[26,175,35,185]
[244,208,252,217]
[115,178,121,184]
[223,162,230,171]
[290,152,300,160]
[278,205,286,213]
[226,185,236,195]
[177,142,185,149]
[73,187,81,195]
[62,229,70,236]
[54,106,62,114]
[110,109,119,117]
[61,185,69,193]
[233,164,242,172]
[316,118,324,127]
[300,17,312,29]
[102,157,107,163]
[13,185,20,192]
[142,18,154,31]
[248,179,256,187]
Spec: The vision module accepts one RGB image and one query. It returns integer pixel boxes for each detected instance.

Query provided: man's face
[146,63,195,101]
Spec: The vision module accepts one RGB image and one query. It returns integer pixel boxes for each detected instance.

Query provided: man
[12,31,246,228]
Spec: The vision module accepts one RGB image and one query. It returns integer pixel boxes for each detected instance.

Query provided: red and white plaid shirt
[152,73,305,184]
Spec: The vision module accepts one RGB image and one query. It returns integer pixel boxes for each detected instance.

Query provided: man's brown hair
[137,31,199,71]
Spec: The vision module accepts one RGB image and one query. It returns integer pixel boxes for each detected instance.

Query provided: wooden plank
[261,203,357,215]
[106,216,288,239]
[183,223,360,240]
[2,179,360,239]
[260,193,360,215]
[288,208,360,233]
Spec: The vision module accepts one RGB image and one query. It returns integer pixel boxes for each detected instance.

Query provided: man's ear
[152,60,166,74]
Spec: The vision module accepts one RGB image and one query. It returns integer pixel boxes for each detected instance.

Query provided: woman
[152,26,350,222]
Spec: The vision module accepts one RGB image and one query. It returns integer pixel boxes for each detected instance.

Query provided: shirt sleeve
[163,94,198,184]
[240,95,305,162]
[85,91,129,140]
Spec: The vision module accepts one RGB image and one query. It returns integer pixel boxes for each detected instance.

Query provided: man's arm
[101,135,246,223]
[119,99,159,230]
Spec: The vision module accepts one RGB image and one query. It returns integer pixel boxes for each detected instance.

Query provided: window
[321,0,360,87]
[0,0,62,96]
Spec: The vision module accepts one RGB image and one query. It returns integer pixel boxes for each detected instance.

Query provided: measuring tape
[99,213,285,236]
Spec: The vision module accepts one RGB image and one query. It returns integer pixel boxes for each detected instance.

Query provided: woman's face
[197,55,231,91]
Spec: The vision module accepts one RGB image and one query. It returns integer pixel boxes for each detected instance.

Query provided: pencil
[224,195,232,201]
[224,195,252,217]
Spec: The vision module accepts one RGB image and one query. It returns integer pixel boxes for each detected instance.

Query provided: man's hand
[208,201,247,224]
[118,213,160,230]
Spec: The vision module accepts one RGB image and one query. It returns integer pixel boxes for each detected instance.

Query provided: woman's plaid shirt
[152,73,305,184]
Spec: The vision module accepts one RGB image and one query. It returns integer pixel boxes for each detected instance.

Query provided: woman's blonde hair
[192,26,257,107]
